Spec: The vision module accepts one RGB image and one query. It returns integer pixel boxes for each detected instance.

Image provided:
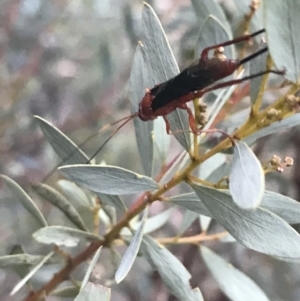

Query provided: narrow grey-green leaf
[115,207,148,283]
[142,3,190,151]
[81,246,102,290]
[244,113,300,146]
[250,41,269,104]
[198,153,227,180]
[192,184,300,258]
[7,245,30,279]
[10,252,54,296]
[204,71,244,132]
[153,116,170,164]
[171,190,300,225]
[196,15,233,60]
[75,282,111,301]
[159,151,187,184]
[52,286,80,298]
[168,193,211,217]
[130,3,190,156]
[77,206,95,232]
[201,246,270,301]
[199,215,212,232]
[101,205,117,226]
[97,193,127,213]
[191,0,231,33]
[59,165,158,195]
[141,235,203,301]
[57,180,93,207]
[121,208,173,236]
[0,175,47,227]
[143,208,173,234]
[178,210,199,236]
[32,183,88,231]
[264,0,300,83]
[206,161,229,183]
[0,254,59,267]
[130,44,154,177]
[261,191,300,224]
[167,110,191,151]
[33,226,102,247]
[35,116,89,165]
[229,141,265,208]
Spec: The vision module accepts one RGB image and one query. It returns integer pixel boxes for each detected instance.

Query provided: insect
[85,29,284,161]
[43,28,284,178]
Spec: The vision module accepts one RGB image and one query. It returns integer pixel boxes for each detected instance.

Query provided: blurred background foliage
[1,1,300,301]
[0,0,208,186]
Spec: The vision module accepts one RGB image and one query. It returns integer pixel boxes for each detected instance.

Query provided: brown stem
[23,83,298,300]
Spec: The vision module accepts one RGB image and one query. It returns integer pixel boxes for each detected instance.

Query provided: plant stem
[23,84,299,301]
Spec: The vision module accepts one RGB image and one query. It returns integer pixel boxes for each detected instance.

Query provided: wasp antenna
[240,47,268,65]
[86,114,137,163]
[41,113,138,183]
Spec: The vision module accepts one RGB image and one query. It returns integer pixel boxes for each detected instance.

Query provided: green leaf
[52,286,80,298]
[204,70,244,133]
[159,151,187,184]
[100,205,117,225]
[245,113,300,146]
[201,246,270,301]
[81,246,102,289]
[33,226,102,247]
[59,165,159,195]
[199,215,212,232]
[0,175,47,227]
[229,141,265,208]
[261,191,300,224]
[143,208,173,234]
[264,0,300,83]
[167,110,192,151]
[130,3,190,157]
[153,117,170,164]
[58,179,126,215]
[10,252,54,296]
[170,190,300,225]
[168,193,211,217]
[178,210,199,236]
[115,207,148,283]
[32,183,88,231]
[77,206,95,232]
[196,15,233,61]
[198,153,227,180]
[35,116,89,165]
[75,282,111,301]
[57,180,94,207]
[97,193,127,213]
[0,254,59,267]
[5,246,30,279]
[142,3,191,152]
[192,184,300,258]
[141,235,203,301]
[130,44,154,177]
[191,0,231,33]
[206,161,229,183]
[121,208,173,236]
